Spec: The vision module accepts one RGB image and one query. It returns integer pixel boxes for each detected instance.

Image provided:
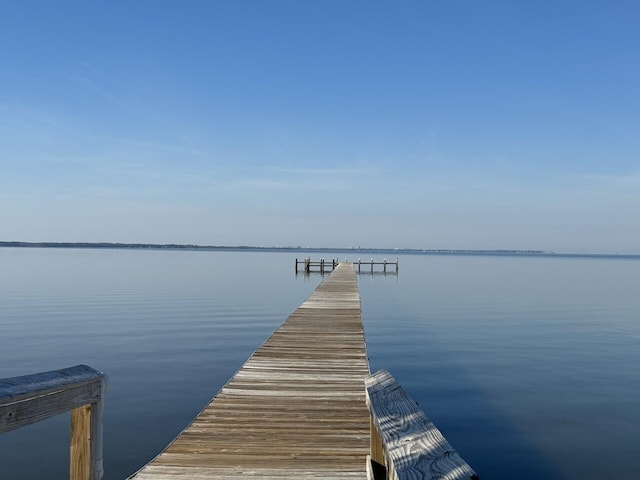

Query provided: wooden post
[396,257,399,273]
[295,258,298,272]
[89,386,106,480]
[68,382,108,480]
[305,257,310,273]
[370,414,385,466]
[358,258,361,272]
[371,258,374,273]
[70,405,91,480]
[0,365,108,480]
[383,258,387,273]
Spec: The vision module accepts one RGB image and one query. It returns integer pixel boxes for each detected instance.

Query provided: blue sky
[1,1,638,252]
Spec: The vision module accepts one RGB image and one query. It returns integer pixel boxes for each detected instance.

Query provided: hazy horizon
[2,2,638,253]
[3,239,640,256]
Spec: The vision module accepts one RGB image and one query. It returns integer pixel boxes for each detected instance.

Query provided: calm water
[1,248,639,479]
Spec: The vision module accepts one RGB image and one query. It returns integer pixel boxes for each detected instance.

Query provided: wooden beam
[365,369,478,480]
[0,365,106,433]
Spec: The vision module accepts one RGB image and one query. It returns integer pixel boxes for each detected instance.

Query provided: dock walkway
[130,263,371,479]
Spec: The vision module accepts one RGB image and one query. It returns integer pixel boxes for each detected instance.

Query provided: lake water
[1,248,638,479]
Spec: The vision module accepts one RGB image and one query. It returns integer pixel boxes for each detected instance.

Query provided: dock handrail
[295,257,399,274]
[365,369,478,480]
[0,365,108,480]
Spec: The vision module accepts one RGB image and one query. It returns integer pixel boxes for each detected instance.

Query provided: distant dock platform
[295,257,398,274]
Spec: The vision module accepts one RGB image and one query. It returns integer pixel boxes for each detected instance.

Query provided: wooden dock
[129,262,371,479]
[2,261,478,480]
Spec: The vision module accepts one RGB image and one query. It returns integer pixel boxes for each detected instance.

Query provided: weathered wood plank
[130,263,371,479]
[135,465,367,478]
[0,365,106,433]
[365,369,478,480]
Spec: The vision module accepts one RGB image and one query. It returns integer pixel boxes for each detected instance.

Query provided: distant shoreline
[1,241,639,260]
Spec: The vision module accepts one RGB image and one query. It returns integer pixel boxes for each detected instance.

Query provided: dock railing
[365,369,478,480]
[295,257,339,273]
[0,365,108,480]
[295,257,399,274]
[356,257,399,274]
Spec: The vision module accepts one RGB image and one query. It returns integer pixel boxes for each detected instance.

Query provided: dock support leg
[369,415,385,471]
[70,395,104,480]
[70,406,91,480]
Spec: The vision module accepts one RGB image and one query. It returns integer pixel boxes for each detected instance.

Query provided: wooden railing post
[71,405,91,480]
[69,388,106,480]
[89,390,106,480]
[369,413,385,466]
[0,365,108,480]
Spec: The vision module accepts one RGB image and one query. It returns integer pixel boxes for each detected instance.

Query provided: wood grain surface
[366,369,478,480]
